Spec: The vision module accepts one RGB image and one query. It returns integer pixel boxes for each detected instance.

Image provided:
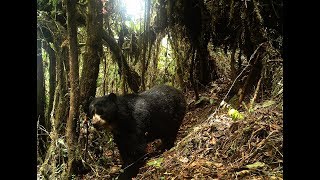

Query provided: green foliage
[147,157,164,168]
[125,20,141,33]
[96,57,121,96]
[49,0,59,7]
[154,36,177,85]
[57,138,68,157]
[228,108,244,121]
[220,100,243,121]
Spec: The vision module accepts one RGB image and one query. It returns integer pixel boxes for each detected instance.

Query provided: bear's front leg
[116,134,147,180]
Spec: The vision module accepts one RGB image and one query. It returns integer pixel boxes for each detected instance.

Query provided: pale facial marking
[92,114,113,131]
[92,114,106,126]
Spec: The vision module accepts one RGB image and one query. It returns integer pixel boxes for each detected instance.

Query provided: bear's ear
[108,93,117,102]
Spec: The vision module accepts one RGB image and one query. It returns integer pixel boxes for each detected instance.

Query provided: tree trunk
[140,0,151,91]
[54,43,69,134]
[230,42,237,80]
[196,42,217,86]
[168,35,189,91]
[80,0,103,114]
[189,48,199,100]
[65,0,80,177]
[37,36,47,160]
[118,24,127,94]
[43,42,56,125]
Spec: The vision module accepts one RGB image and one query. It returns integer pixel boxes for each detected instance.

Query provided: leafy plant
[147,157,164,168]
[228,108,244,121]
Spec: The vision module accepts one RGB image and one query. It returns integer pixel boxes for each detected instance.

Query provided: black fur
[89,85,186,179]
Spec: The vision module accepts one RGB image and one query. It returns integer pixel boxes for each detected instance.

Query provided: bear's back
[135,85,186,139]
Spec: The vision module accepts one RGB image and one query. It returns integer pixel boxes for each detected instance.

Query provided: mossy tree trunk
[118,24,127,94]
[140,0,151,91]
[43,42,56,124]
[168,35,187,91]
[189,48,199,100]
[80,0,103,114]
[65,0,80,177]
[53,42,69,134]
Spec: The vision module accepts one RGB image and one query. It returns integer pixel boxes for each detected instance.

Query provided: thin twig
[38,124,50,136]
[121,153,150,171]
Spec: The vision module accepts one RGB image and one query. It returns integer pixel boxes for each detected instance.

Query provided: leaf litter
[136,92,283,179]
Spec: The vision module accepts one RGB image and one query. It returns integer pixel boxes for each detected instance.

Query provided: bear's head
[89,93,118,131]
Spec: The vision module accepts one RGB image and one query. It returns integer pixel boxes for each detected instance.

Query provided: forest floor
[82,80,283,180]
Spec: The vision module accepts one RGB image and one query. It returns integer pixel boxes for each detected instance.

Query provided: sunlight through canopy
[122,0,144,20]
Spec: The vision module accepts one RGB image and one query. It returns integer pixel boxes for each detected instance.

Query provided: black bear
[89,85,186,179]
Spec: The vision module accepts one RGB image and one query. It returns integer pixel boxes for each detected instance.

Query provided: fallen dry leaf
[179,157,189,163]
[210,136,217,145]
